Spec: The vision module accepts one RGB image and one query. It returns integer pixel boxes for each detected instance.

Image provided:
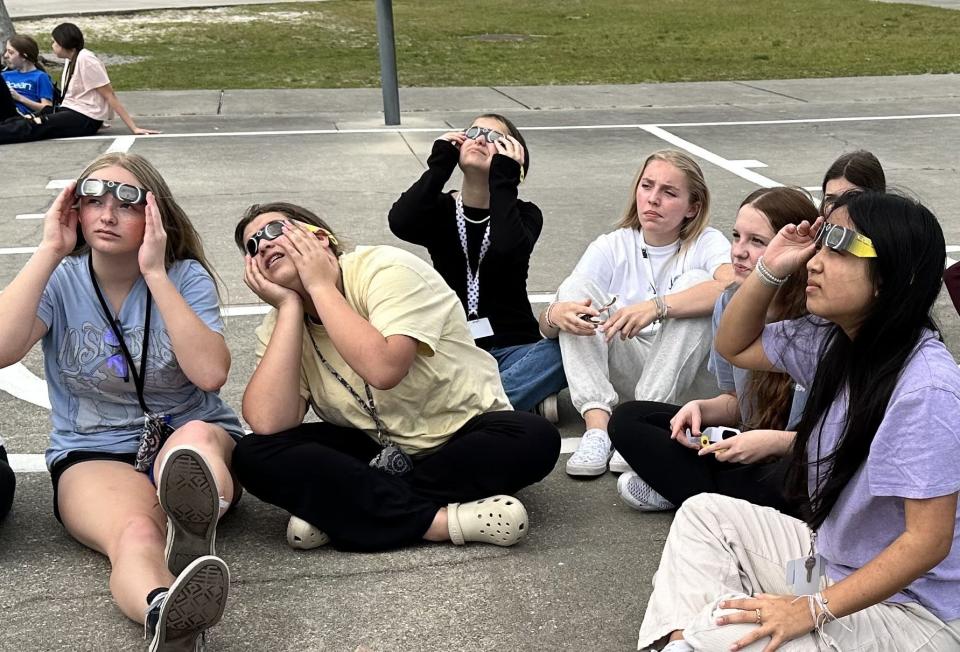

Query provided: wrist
[755,256,790,287]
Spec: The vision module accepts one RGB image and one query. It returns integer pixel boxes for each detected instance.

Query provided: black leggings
[0,107,102,145]
[0,446,15,521]
[232,411,560,552]
[0,82,20,120]
[609,401,794,515]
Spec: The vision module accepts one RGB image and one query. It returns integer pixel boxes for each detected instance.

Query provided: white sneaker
[566,429,612,476]
[534,394,559,424]
[608,449,632,474]
[661,641,694,652]
[617,471,674,511]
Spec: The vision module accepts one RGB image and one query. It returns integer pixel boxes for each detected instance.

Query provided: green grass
[18,0,960,90]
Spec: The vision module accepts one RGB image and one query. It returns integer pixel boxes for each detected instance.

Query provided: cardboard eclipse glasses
[245,220,338,256]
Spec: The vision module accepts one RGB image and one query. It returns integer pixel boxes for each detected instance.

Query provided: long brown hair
[739,187,818,430]
[616,150,711,251]
[72,153,221,292]
[7,35,46,71]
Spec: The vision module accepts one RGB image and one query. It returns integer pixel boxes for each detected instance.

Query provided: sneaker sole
[149,555,229,652]
[159,447,219,577]
[565,459,609,477]
[608,458,632,474]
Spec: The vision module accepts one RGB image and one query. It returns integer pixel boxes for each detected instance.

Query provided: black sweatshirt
[388,139,543,351]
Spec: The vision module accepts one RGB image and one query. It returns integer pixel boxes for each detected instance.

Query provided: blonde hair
[72,153,221,291]
[616,150,711,249]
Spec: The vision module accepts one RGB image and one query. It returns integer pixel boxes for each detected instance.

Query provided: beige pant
[638,493,960,651]
[557,271,717,416]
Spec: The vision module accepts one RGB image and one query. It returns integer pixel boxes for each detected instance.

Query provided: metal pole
[374,0,401,125]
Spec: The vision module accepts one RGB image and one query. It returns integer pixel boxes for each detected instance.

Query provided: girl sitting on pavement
[388,114,566,419]
[232,202,560,552]
[637,192,960,652]
[0,153,241,649]
[820,149,886,214]
[608,186,817,513]
[540,150,733,478]
[0,23,157,144]
[2,35,56,116]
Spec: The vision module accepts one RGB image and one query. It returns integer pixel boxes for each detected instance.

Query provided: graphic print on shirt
[56,320,188,432]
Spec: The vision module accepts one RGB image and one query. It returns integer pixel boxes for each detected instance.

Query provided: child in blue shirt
[2,35,55,115]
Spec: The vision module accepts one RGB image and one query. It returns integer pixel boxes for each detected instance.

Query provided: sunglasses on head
[463,126,505,144]
[814,222,877,258]
[76,177,148,206]
[245,220,339,256]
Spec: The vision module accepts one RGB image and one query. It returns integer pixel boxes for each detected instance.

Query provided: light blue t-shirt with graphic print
[38,254,243,468]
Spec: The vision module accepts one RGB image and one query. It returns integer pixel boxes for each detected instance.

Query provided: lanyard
[306,326,390,448]
[88,255,153,413]
[455,193,491,318]
[638,231,683,297]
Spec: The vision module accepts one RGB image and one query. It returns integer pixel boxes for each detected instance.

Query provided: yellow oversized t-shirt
[254,245,511,453]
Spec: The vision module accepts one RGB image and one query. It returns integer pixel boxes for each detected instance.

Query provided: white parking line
[641,125,783,188]
[15,214,45,220]
[105,135,136,153]
[45,179,71,190]
[0,246,38,255]
[55,112,960,142]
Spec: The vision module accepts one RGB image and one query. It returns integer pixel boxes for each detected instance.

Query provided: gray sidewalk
[5,0,320,19]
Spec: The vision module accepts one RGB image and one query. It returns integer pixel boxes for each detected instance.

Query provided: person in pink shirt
[0,23,158,144]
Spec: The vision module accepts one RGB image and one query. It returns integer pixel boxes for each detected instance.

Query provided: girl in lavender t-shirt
[636,191,960,652]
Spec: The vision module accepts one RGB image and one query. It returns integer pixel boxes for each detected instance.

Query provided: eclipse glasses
[75,177,148,206]
[814,222,877,258]
[245,220,339,256]
[463,126,505,144]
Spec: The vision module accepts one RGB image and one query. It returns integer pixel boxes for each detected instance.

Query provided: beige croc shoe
[286,515,330,550]
[447,495,528,546]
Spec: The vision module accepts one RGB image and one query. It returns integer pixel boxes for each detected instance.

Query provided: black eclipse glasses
[245,220,339,256]
[463,126,505,143]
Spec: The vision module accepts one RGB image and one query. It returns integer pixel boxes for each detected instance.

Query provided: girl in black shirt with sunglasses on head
[389,114,567,421]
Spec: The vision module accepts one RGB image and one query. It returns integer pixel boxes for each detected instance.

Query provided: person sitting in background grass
[2,35,56,116]
[540,150,732,479]
[0,23,158,144]
[232,202,560,553]
[388,114,566,421]
[609,186,817,515]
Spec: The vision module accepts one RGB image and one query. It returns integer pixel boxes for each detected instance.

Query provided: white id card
[468,317,494,340]
[786,554,825,595]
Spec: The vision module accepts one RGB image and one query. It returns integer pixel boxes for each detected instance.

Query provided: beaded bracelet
[755,256,790,288]
[653,294,670,323]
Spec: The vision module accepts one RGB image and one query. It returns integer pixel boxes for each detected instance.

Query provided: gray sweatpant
[637,493,960,651]
[558,271,718,416]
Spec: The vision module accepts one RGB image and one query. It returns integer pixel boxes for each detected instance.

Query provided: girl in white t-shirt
[538,150,733,477]
[0,23,158,145]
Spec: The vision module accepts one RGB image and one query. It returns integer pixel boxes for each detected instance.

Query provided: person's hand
[9,88,25,103]
[244,253,301,309]
[279,221,340,296]
[761,217,824,278]
[437,131,467,148]
[494,135,525,166]
[600,301,657,342]
[669,400,703,450]
[548,299,602,336]
[138,192,168,279]
[699,429,788,464]
[132,126,161,135]
[716,594,815,651]
[39,184,79,259]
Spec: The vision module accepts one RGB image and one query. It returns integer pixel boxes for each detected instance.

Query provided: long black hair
[785,191,945,528]
[51,23,85,96]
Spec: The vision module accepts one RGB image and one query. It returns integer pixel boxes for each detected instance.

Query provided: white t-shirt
[567,226,731,326]
[60,49,111,121]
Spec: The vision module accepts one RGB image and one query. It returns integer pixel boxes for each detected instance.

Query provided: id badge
[786,554,825,595]
[467,317,494,340]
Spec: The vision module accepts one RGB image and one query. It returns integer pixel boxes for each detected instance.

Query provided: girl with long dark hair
[0,153,240,648]
[635,192,960,651]
[2,35,55,116]
[0,23,158,144]
[389,113,566,419]
[608,187,817,513]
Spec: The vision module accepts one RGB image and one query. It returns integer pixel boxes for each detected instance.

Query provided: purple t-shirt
[763,318,960,622]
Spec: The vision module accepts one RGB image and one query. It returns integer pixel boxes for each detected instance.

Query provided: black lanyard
[88,255,153,413]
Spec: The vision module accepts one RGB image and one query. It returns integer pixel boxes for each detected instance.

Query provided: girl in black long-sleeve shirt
[389,114,566,414]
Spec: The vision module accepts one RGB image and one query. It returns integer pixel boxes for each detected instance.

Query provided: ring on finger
[755,608,762,625]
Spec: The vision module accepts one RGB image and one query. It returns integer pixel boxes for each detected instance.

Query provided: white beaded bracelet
[755,256,789,287]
